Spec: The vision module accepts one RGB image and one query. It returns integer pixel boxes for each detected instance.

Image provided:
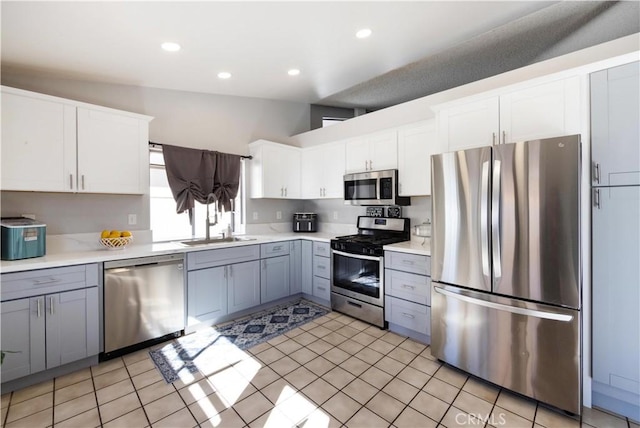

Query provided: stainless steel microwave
[343,169,410,206]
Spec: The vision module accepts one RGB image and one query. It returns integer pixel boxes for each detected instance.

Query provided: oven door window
[332,252,381,298]
[344,178,377,200]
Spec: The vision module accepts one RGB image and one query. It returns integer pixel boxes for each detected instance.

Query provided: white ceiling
[1,1,560,105]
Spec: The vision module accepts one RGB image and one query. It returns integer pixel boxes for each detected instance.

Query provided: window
[149,147,245,242]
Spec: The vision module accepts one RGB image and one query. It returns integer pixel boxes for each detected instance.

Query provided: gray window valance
[162,144,242,214]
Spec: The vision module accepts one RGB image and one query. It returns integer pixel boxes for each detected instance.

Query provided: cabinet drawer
[1,264,99,301]
[313,242,330,258]
[385,269,430,305]
[385,251,430,276]
[386,296,430,335]
[313,256,331,279]
[313,276,331,301]
[187,245,260,271]
[261,242,290,258]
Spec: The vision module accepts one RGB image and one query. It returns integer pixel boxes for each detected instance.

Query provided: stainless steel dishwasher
[104,253,185,356]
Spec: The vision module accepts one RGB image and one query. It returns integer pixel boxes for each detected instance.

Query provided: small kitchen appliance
[293,213,317,232]
[343,169,410,206]
[1,217,46,260]
[330,216,410,327]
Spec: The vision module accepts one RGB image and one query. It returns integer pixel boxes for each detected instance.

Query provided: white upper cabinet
[1,92,77,192]
[77,108,149,194]
[437,96,500,151]
[437,76,581,151]
[397,120,444,196]
[301,141,345,199]
[345,129,397,173]
[249,140,301,199]
[499,76,581,144]
[1,86,153,194]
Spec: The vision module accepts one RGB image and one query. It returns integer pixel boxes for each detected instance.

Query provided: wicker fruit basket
[100,236,133,250]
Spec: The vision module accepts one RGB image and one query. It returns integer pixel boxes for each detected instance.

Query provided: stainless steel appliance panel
[331,292,385,328]
[330,250,384,307]
[493,136,581,308]
[431,284,581,414]
[431,146,492,292]
[104,254,185,353]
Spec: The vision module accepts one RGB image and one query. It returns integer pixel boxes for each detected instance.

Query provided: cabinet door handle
[37,298,42,318]
[81,175,85,190]
[69,174,74,190]
[33,277,61,285]
[502,130,506,144]
[320,187,323,197]
[284,187,287,197]
[593,162,601,184]
[49,297,54,315]
[593,189,601,209]
[401,312,415,319]
[224,266,228,279]
[263,260,267,270]
[280,187,284,197]
[492,132,496,145]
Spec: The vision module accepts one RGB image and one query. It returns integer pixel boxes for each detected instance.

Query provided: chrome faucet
[205,193,218,241]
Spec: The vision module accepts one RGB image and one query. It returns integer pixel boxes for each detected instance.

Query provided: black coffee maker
[293,213,317,232]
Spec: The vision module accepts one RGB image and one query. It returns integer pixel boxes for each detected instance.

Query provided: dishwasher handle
[104,254,184,270]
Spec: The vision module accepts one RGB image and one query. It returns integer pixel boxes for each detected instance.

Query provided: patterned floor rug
[149,299,330,383]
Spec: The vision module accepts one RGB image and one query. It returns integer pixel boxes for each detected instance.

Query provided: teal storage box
[1,218,46,260]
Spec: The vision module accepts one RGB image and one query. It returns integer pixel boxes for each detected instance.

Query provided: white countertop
[1,231,431,274]
[384,237,431,256]
[0,232,335,274]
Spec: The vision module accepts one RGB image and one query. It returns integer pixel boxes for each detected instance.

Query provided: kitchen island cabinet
[1,264,100,389]
[1,86,152,194]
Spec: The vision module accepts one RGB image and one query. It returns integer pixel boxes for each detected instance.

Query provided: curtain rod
[149,141,252,160]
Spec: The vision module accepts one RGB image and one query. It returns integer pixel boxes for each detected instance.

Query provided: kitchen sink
[179,236,256,246]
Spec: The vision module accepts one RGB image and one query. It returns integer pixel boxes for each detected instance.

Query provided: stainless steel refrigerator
[430,135,581,415]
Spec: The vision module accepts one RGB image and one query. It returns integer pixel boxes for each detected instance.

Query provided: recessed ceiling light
[356,28,372,39]
[161,42,181,52]
[217,72,232,79]
[288,69,301,76]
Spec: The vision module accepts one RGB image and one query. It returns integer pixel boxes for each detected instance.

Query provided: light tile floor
[2,311,638,428]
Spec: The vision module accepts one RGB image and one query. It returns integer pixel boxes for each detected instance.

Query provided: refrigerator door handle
[433,286,574,322]
[491,159,502,282]
[480,160,491,279]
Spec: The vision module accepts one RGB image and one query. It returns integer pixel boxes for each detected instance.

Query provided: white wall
[0,69,310,234]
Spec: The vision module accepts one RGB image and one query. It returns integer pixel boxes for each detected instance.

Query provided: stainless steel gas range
[330,216,410,327]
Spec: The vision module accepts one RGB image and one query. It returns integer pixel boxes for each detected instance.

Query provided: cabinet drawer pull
[33,277,61,285]
[317,286,326,291]
[401,284,416,290]
[49,297,54,315]
[402,260,415,265]
[401,312,415,319]
[273,245,282,251]
[317,265,326,269]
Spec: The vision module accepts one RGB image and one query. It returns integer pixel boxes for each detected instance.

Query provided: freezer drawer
[431,284,581,415]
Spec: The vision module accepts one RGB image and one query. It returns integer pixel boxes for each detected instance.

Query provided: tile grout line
[120,356,154,428]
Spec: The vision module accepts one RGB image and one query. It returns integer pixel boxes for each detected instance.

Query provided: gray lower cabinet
[592,186,640,419]
[384,251,431,343]
[187,266,228,325]
[312,242,331,302]
[261,255,290,304]
[289,240,302,294]
[186,245,261,328]
[228,261,261,313]
[1,264,99,384]
[301,240,313,295]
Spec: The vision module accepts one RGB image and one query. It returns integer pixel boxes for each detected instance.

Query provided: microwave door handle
[376,178,381,201]
[332,249,381,261]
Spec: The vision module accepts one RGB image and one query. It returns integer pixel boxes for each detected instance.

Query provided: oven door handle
[332,249,381,261]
